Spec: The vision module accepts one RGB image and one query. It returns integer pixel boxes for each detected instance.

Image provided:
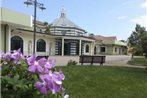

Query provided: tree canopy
[128,24,147,57]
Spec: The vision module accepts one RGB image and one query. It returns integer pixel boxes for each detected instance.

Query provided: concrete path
[105,55,145,68]
[49,55,145,68]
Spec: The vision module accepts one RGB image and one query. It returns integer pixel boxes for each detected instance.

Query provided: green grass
[128,57,147,65]
[57,66,147,98]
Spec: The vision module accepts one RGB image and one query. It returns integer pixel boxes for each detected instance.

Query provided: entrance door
[11,36,23,53]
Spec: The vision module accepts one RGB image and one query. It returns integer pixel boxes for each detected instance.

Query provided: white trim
[84,43,90,55]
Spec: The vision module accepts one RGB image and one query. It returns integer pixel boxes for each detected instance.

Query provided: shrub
[144,63,147,71]
[67,60,77,66]
[0,49,68,98]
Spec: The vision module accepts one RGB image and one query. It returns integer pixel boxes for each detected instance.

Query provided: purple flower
[27,55,47,73]
[39,71,64,94]
[11,48,21,60]
[38,58,47,66]
[28,61,44,73]
[53,71,65,82]
[47,80,62,94]
[34,81,48,94]
[27,54,36,66]
[42,59,55,73]
[45,59,55,68]
[1,52,11,60]
[0,52,4,59]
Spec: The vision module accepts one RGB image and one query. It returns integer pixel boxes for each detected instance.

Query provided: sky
[1,0,147,40]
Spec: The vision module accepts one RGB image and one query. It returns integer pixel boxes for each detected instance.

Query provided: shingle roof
[33,20,45,26]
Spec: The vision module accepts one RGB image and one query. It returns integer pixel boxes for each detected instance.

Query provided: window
[11,36,23,53]
[100,47,106,52]
[94,46,97,54]
[115,47,117,52]
[86,44,89,53]
[37,39,46,52]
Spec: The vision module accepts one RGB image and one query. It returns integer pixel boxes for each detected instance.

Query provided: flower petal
[38,58,46,65]
[28,65,36,73]
[27,54,36,66]
[40,86,47,94]
[34,81,42,89]
[36,64,44,73]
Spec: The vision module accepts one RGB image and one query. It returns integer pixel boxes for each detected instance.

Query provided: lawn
[57,66,147,98]
[128,57,147,66]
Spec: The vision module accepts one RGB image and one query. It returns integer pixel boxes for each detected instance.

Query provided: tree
[44,22,51,34]
[128,24,147,57]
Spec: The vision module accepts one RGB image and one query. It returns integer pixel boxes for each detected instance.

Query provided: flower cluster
[0,49,22,62]
[1,49,68,98]
[27,54,65,94]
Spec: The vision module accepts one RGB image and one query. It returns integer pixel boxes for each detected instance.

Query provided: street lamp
[24,0,46,54]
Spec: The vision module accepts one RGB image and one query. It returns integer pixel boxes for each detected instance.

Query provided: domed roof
[51,9,85,32]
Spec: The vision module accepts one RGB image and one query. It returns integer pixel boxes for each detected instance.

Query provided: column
[79,39,82,55]
[8,25,11,52]
[90,42,93,55]
[91,42,95,55]
[61,37,64,56]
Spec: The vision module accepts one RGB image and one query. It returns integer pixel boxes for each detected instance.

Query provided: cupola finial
[61,6,65,17]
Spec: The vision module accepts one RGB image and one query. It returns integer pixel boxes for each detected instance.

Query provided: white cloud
[117,16,127,20]
[141,1,147,8]
[130,15,147,28]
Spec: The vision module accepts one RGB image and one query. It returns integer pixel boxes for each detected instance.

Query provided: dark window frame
[86,44,89,53]
[11,36,23,53]
[37,39,46,52]
[100,47,106,52]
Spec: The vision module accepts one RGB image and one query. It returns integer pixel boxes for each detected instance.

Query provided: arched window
[85,44,89,53]
[37,39,46,52]
[11,36,23,53]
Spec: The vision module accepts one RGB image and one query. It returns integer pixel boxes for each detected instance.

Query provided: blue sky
[1,0,147,40]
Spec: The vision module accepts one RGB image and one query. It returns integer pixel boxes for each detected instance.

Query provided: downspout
[4,24,8,53]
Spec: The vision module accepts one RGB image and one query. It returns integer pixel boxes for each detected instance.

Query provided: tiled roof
[95,35,117,41]
[33,20,45,26]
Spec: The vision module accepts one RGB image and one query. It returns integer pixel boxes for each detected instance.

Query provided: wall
[0,24,11,52]
[0,25,5,52]
[11,31,55,56]
[1,7,32,27]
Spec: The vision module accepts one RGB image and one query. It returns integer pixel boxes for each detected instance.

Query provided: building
[0,7,32,53]
[0,7,95,56]
[0,7,127,57]
[94,35,128,55]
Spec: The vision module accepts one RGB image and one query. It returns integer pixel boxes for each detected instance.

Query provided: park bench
[79,55,106,65]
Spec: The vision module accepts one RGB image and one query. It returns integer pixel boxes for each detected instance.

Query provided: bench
[79,55,106,65]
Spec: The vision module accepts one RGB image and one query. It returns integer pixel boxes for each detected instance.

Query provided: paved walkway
[105,55,145,68]
[49,55,145,68]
